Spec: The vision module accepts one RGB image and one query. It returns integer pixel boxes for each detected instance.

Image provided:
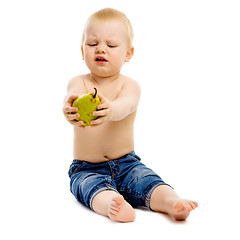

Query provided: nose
[95,45,106,54]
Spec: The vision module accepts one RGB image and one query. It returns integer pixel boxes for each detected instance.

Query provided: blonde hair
[82,8,134,48]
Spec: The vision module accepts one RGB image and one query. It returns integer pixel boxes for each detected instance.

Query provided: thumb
[97,93,108,103]
[67,94,79,105]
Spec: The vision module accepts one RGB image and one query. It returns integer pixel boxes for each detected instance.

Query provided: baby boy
[63,8,198,222]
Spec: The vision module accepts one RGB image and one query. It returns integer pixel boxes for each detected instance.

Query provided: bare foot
[108,195,136,222]
[170,199,198,221]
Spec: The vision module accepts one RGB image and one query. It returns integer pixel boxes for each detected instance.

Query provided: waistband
[73,150,135,164]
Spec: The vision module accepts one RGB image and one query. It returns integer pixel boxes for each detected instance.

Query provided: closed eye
[88,43,97,46]
[108,45,117,48]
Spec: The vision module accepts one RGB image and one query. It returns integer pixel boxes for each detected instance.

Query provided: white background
[1,0,239,239]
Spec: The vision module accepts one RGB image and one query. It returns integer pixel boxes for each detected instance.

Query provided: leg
[150,185,198,221]
[92,190,136,222]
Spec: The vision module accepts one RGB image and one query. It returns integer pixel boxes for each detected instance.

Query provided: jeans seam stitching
[70,162,86,177]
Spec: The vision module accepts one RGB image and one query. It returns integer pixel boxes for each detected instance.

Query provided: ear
[81,45,84,59]
[125,46,134,62]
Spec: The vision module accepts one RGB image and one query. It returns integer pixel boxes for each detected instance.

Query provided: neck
[90,72,121,86]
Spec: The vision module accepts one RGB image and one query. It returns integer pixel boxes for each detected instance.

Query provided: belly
[73,116,135,162]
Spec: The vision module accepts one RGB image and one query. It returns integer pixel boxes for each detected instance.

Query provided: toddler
[63,8,198,222]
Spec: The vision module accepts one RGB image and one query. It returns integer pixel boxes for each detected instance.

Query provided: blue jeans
[68,151,171,210]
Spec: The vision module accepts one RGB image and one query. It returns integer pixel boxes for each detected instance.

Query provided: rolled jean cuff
[89,186,119,210]
[145,182,174,209]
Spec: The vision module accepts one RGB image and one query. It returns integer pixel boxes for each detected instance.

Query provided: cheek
[112,50,127,63]
[84,51,95,65]
[84,48,94,58]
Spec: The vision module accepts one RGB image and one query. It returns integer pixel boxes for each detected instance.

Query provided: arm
[91,79,141,125]
[62,76,86,127]
[109,81,141,121]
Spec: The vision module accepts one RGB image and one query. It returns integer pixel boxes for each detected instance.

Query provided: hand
[63,94,85,127]
[91,94,113,126]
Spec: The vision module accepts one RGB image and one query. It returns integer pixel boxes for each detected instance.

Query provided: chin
[92,70,117,78]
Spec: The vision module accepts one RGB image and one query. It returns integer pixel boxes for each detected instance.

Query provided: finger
[66,113,80,121]
[97,94,110,106]
[68,120,79,126]
[68,119,85,127]
[91,116,106,125]
[69,120,83,127]
[64,106,78,114]
[77,121,85,127]
[67,94,79,104]
[97,102,109,110]
[97,93,106,103]
[93,109,109,117]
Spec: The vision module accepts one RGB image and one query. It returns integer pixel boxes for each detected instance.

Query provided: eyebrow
[106,40,119,44]
[86,36,97,41]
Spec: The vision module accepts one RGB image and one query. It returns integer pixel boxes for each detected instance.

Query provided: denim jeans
[68,151,171,210]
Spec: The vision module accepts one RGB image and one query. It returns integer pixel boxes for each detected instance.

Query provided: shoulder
[121,75,141,93]
[67,74,86,88]
[119,75,141,99]
[121,75,140,88]
[67,74,88,95]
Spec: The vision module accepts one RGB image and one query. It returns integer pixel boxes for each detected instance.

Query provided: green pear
[72,88,101,126]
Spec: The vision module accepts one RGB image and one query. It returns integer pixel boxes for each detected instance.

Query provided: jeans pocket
[68,160,86,177]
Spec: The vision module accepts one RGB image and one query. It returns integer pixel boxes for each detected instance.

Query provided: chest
[84,80,123,101]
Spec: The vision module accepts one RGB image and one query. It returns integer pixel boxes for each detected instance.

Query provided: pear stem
[93,87,97,98]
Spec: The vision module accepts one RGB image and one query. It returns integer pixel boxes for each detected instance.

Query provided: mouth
[95,56,108,63]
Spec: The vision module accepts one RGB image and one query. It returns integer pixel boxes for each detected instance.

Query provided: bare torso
[71,74,137,162]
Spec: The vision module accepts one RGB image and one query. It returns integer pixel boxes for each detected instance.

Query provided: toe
[193,201,198,208]
[111,201,120,209]
[185,201,194,210]
[113,195,124,206]
[186,200,198,209]
[111,205,121,211]
[109,208,118,216]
